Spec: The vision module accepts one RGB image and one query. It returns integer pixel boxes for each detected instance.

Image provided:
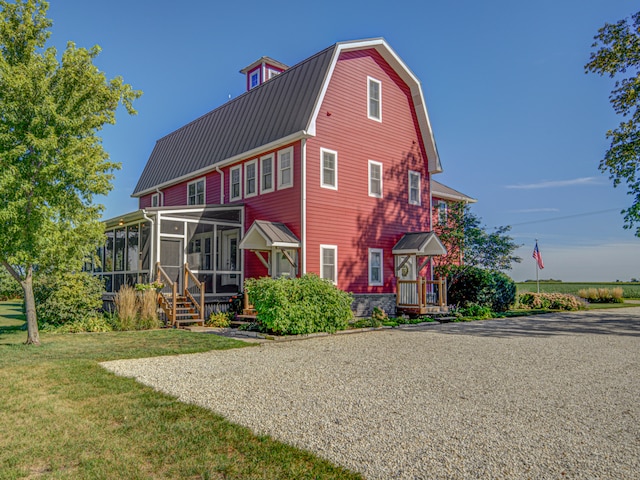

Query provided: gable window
[278,147,293,189]
[151,192,160,207]
[261,154,274,193]
[230,165,242,201]
[245,160,257,198]
[320,245,337,284]
[368,160,383,198]
[187,178,205,205]
[321,148,338,190]
[368,248,383,286]
[437,200,448,224]
[368,77,381,121]
[408,170,421,205]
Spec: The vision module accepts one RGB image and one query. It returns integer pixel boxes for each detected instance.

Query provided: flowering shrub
[135,281,164,291]
[517,292,587,311]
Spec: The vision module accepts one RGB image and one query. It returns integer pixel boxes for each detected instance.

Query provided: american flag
[533,242,544,270]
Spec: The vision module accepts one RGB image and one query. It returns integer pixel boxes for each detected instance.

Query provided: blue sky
[45,0,639,282]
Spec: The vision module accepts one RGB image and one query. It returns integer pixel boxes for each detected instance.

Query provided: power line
[509,208,623,227]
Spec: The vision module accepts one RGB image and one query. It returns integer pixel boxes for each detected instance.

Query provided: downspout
[142,209,156,280]
[155,188,164,206]
[215,166,224,204]
[301,138,307,275]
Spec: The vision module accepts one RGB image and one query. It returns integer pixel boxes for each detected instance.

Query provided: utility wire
[509,208,623,227]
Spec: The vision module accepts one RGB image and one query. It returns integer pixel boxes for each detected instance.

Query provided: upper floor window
[368,160,383,198]
[436,200,448,224]
[321,148,338,190]
[230,165,242,201]
[368,77,381,121]
[320,245,337,284]
[408,170,421,205]
[245,160,257,198]
[250,70,260,89]
[278,147,293,189]
[187,178,205,205]
[151,192,160,207]
[368,248,383,286]
[261,154,274,194]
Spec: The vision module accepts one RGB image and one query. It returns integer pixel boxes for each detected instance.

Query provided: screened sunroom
[90,205,244,299]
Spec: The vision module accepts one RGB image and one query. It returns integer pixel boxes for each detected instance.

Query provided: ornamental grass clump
[518,292,587,311]
[577,287,624,303]
[244,274,353,335]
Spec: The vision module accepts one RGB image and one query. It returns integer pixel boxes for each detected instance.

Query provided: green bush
[34,272,103,327]
[517,292,587,311]
[0,268,22,301]
[48,316,114,333]
[207,311,231,328]
[244,274,353,335]
[457,304,494,320]
[446,266,516,312]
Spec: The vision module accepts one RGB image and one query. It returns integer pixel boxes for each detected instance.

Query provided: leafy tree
[585,11,640,236]
[434,203,521,274]
[0,0,141,345]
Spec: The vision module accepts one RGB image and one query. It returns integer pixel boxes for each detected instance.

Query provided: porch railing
[156,263,177,323]
[397,277,447,310]
[184,262,205,321]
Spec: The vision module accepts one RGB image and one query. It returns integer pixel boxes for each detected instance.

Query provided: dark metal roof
[133,45,336,196]
[392,232,447,256]
[254,220,300,246]
[239,220,300,250]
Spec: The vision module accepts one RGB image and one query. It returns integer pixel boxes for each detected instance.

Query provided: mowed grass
[0,301,361,480]
[517,282,640,299]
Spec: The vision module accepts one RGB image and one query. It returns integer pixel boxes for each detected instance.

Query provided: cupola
[240,56,289,91]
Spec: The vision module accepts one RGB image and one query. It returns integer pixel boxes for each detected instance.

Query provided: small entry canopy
[392,232,447,256]
[239,220,300,251]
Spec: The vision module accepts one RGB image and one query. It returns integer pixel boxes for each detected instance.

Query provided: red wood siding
[306,49,432,294]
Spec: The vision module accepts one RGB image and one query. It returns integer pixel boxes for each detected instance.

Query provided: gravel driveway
[102,308,640,479]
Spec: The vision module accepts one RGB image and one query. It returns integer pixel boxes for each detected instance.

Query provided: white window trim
[151,192,160,207]
[408,170,421,206]
[436,200,448,224]
[187,177,206,205]
[320,244,338,285]
[260,154,275,194]
[367,76,382,122]
[277,147,294,190]
[320,148,338,190]
[230,165,242,201]
[250,70,260,89]
[368,160,383,198]
[244,159,257,198]
[368,248,384,286]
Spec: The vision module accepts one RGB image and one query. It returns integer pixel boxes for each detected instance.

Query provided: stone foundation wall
[351,293,397,318]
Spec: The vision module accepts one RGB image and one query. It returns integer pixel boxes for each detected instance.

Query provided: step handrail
[183,262,205,321]
[156,262,177,324]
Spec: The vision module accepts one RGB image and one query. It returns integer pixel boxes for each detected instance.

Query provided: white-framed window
[250,70,260,89]
[368,160,383,198]
[320,245,337,284]
[267,68,280,80]
[230,165,242,201]
[436,200,448,224]
[278,147,293,189]
[368,248,383,286]
[245,160,257,198]
[151,192,160,207]
[320,148,338,190]
[408,170,421,206]
[368,76,382,122]
[187,178,205,205]
[260,154,274,194]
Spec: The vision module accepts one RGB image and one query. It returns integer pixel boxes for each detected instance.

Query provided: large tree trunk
[1,262,40,346]
[22,267,40,346]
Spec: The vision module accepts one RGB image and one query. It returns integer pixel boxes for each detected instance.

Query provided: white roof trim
[306,38,442,173]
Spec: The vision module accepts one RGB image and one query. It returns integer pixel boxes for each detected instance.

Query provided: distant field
[517,282,640,298]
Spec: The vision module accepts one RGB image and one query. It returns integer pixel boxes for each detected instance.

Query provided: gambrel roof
[133,38,442,197]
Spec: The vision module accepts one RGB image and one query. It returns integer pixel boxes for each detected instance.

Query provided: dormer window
[240,56,289,92]
[250,70,260,89]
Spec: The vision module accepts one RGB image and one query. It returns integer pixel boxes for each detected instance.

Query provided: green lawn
[517,281,640,299]
[0,301,360,480]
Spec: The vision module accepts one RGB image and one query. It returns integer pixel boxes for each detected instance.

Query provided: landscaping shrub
[577,287,624,303]
[446,265,516,312]
[517,292,587,311]
[0,268,22,301]
[207,311,231,328]
[457,304,494,320]
[114,285,138,331]
[244,274,353,335]
[137,289,161,329]
[52,316,114,333]
[113,285,161,331]
[34,271,103,327]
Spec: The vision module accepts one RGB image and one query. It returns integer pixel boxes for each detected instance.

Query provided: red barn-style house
[95,38,475,325]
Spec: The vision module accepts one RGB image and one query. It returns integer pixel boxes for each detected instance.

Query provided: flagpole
[535,238,539,293]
